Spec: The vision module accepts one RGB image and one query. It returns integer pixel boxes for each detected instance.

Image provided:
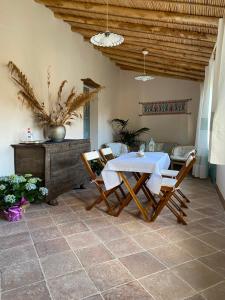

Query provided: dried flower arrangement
[8,61,102,126]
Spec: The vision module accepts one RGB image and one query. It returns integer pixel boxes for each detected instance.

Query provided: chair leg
[173,193,188,209]
[151,191,172,222]
[166,202,187,225]
[118,185,126,198]
[169,198,187,217]
[177,189,191,203]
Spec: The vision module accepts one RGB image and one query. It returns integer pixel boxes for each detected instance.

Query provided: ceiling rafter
[34,0,224,81]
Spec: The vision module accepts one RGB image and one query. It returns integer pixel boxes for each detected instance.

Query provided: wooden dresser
[12,139,90,205]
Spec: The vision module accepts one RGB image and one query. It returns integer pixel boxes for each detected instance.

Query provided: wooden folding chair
[99,147,127,199]
[160,151,196,208]
[151,154,196,225]
[81,150,124,214]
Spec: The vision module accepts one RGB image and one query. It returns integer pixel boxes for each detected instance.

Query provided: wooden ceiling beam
[51,7,218,35]
[74,28,213,54]
[35,0,219,27]
[117,64,203,82]
[106,55,205,77]
[116,62,203,81]
[70,23,214,48]
[105,43,209,64]
[67,0,225,16]
[55,13,216,42]
[99,48,205,71]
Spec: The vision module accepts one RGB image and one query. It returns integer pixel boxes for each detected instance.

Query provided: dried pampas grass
[8,61,102,126]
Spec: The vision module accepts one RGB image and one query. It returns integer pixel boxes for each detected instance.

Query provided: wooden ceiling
[35,0,225,81]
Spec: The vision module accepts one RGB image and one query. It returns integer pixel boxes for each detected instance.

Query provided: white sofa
[105,142,129,157]
[170,145,196,169]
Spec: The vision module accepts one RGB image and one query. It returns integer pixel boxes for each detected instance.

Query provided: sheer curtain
[193,60,214,178]
[209,18,225,165]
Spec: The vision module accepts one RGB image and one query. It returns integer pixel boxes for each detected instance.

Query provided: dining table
[101,151,170,221]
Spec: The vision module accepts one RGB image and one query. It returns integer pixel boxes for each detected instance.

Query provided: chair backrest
[175,154,196,188]
[81,151,104,180]
[99,147,115,163]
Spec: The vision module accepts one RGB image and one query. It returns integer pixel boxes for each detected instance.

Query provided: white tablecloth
[101,152,170,194]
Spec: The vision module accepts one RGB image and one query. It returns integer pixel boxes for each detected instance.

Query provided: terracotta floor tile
[102,281,153,300]
[185,295,205,300]
[75,208,104,220]
[31,225,62,243]
[35,237,70,257]
[0,244,37,268]
[132,231,168,249]
[0,232,32,250]
[117,221,149,235]
[149,244,193,267]
[47,270,97,300]
[140,269,195,300]
[27,217,54,231]
[47,205,72,215]
[198,218,225,231]
[199,251,225,277]
[85,295,103,300]
[40,250,82,279]
[172,260,223,292]
[84,217,112,230]
[198,232,225,250]
[88,260,133,291]
[1,282,51,300]
[175,237,216,258]
[66,231,100,250]
[201,281,225,300]
[58,221,89,236]
[1,260,43,291]
[53,212,79,224]
[94,225,125,242]
[75,243,114,267]
[119,251,166,279]
[183,221,213,236]
[106,236,142,257]
[157,227,192,242]
[24,210,49,220]
[0,221,28,237]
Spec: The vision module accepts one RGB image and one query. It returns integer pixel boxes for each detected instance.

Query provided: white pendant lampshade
[90,0,124,47]
[90,31,124,47]
[134,50,154,82]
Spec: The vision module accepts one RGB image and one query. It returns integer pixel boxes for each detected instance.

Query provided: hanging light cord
[106,0,109,32]
[143,54,146,75]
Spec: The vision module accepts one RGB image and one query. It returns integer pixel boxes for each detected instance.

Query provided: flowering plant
[0,174,48,212]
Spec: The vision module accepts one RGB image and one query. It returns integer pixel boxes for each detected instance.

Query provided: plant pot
[3,206,22,222]
[47,125,66,142]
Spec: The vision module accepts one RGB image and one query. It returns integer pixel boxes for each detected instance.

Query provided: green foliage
[0,174,48,211]
[111,118,150,147]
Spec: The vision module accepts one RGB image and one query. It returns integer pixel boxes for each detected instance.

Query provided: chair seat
[161,177,177,188]
[161,169,179,178]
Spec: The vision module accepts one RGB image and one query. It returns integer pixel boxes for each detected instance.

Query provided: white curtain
[193,60,214,178]
[209,18,225,165]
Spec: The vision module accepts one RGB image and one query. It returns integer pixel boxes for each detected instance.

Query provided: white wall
[114,70,200,145]
[0,0,119,175]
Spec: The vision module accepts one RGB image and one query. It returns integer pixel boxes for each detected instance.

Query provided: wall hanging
[139,99,191,116]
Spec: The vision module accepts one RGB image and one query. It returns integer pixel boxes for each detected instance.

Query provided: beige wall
[114,70,200,145]
[0,0,119,175]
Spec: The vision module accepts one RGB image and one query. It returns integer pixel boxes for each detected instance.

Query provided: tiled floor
[0,177,225,300]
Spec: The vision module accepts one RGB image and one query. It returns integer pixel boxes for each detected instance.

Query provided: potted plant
[111,118,150,149]
[8,61,102,142]
[0,174,48,222]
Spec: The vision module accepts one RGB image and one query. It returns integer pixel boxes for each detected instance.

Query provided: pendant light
[90,0,124,47]
[134,50,154,82]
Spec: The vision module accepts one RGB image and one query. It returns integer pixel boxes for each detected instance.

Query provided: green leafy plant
[111,118,150,147]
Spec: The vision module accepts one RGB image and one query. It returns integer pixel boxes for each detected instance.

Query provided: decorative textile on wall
[139,99,191,116]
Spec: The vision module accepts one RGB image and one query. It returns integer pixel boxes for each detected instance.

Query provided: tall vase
[47,125,66,142]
